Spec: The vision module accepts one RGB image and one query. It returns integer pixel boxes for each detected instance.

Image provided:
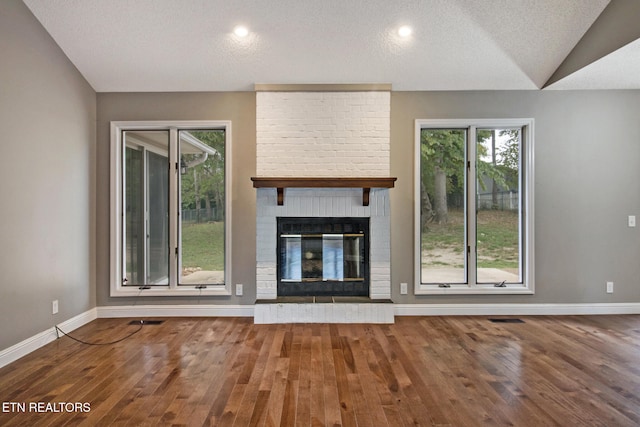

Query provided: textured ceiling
[22,0,638,92]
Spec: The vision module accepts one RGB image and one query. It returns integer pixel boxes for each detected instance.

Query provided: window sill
[110,285,232,297]
[415,284,534,295]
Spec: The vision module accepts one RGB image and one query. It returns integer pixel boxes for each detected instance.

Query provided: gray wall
[96,90,640,307]
[0,0,96,350]
[391,90,640,304]
[96,92,257,306]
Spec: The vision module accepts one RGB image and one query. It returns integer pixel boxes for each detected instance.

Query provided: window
[110,121,231,296]
[414,119,534,294]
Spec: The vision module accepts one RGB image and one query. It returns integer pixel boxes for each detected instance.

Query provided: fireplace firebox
[277,217,369,296]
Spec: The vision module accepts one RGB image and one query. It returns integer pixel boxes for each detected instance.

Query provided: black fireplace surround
[277,217,369,296]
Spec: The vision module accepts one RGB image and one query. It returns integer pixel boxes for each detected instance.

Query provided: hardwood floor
[1,315,640,426]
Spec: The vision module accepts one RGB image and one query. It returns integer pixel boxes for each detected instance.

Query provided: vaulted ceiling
[22,0,640,92]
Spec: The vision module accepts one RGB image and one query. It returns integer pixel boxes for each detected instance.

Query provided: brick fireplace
[252,85,395,323]
[254,185,392,300]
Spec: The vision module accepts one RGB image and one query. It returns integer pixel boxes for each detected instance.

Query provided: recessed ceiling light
[398,25,412,38]
[233,25,249,38]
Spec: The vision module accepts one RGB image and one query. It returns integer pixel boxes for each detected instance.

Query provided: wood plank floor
[1,315,640,426]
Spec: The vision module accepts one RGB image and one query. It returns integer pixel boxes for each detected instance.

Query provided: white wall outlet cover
[236,284,243,296]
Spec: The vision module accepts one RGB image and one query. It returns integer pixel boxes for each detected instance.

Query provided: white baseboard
[394,303,640,316]
[0,308,97,369]
[98,303,640,321]
[96,304,254,318]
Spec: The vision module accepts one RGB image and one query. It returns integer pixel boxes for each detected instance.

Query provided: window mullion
[169,128,179,288]
[467,126,477,287]
[143,149,149,283]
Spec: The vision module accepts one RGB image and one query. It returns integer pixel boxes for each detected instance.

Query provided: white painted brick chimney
[256,91,390,177]
[254,87,393,317]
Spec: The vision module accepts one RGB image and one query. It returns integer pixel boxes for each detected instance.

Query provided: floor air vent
[489,318,524,323]
[129,320,164,325]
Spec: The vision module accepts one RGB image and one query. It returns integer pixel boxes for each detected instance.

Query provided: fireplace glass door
[278,218,369,296]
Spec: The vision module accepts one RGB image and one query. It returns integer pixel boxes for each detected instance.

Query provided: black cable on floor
[55,321,143,346]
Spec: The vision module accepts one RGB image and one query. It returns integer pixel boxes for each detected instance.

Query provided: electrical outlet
[236,284,243,296]
[606,281,614,294]
[400,282,408,295]
[52,300,59,314]
[628,216,636,227]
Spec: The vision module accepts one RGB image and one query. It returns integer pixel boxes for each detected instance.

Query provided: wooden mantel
[251,177,397,206]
